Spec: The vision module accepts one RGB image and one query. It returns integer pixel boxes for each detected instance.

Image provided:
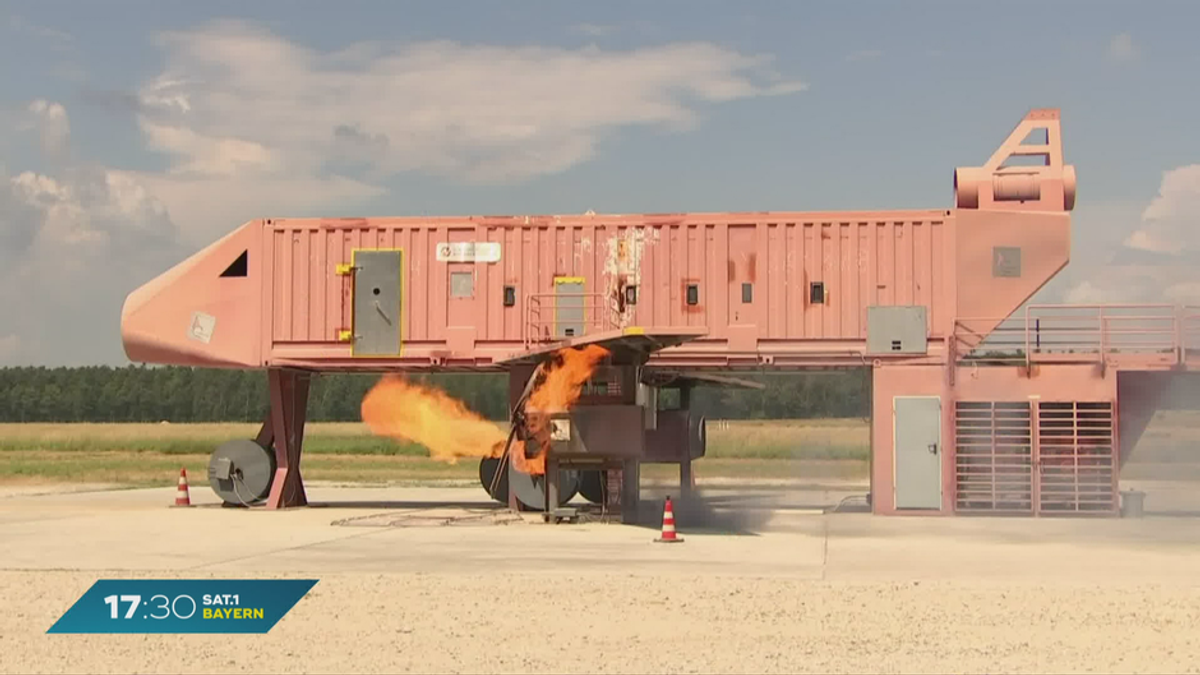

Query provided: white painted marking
[550,419,571,442]
[187,312,216,344]
[435,242,501,263]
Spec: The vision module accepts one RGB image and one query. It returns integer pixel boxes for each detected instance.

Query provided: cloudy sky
[2,1,1200,366]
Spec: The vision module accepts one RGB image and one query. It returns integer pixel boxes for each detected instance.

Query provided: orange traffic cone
[655,496,683,543]
[173,468,192,507]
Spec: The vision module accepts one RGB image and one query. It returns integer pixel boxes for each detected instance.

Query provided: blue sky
[2,1,1199,365]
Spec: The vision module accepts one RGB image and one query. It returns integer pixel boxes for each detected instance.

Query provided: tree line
[0,366,870,423]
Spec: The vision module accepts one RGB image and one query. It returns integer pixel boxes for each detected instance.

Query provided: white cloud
[0,100,185,365]
[140,121,277,177]
[7,15,72,46]
[126,171,385,245]
[135,21,805,187]
[1062,281,1107,305]
[1108,32,1137,62]
[0,26,807,364]
[117,21,804,243]
[1123,229,1174,254]
[1058,165,1200,305]
[1139,164,1200,229]
[26,99,70,155]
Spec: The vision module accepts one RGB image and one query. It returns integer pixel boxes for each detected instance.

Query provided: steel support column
[621,459,640,524]
[254,407,274,450]
[544,455,561,516]
[679,384,695,500]
[265,368,312,509]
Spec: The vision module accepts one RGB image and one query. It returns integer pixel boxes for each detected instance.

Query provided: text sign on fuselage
[436,242,501,263]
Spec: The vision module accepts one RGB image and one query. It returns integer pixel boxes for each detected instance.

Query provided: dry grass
[3,409,1192,488]
[0,419,870,486]
[0,419,869,459]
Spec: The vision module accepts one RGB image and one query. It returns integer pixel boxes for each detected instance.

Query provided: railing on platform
[954,316,1030,365]
[524,292,620,347]
[1183,305,1200,360]
[955,304,1200,367]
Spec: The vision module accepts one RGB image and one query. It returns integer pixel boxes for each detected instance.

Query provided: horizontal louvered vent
[1037,402,1116,515]
[955,401,1033,514]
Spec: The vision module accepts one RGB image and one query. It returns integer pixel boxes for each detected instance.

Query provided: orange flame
[518,344,611,474]
[361,375,506,463]
[509,439,541,475]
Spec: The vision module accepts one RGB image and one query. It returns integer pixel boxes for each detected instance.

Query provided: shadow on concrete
[825,495,872,514]
[212,500,498,511]
[1144,509,1200,518]
[618,492,781,537]
[304,500,493,511]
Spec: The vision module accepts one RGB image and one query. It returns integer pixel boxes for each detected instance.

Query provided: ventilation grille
[1037,401,1117,514]
[580,378,622,398]
[955,401,1033,514]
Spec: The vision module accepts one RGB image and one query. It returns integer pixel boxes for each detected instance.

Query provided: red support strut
[265,368,312,509]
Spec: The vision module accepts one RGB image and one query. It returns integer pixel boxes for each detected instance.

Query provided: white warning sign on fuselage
[435,242,501,263]
[188,311,216,344]
[550,418,571,442]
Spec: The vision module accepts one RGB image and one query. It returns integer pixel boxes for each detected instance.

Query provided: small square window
[503,286,516,307]
[624,285,638,305]
[741,283,753,304]
[810,282,825,304]
[686,284,699,306]
[451,272,474,298]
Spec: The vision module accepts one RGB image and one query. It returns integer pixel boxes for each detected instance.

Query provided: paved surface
[3,481,1200,673]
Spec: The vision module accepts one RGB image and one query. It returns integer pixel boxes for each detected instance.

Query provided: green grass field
[4,410,1196,488]
[0,419,870,487]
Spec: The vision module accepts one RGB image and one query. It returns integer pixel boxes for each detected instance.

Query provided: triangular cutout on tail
[220,250,248,278]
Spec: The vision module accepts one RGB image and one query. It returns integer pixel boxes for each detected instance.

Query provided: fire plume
[361,375,506,463]
[509,440,541,475]
[518,344,611,474]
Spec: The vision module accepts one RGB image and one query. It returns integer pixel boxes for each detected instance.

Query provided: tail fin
[954,108,1076,212]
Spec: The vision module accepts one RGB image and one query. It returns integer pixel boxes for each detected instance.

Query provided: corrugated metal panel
[266,214,949,348]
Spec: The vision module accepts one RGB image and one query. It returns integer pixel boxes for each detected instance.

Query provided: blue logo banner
[47,579,318,634]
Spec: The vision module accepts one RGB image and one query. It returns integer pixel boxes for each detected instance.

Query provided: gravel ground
[5,571,1200,674]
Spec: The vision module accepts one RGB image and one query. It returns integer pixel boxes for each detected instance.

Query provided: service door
[352,250,403,356]
[554,277,585,339]
[894,396,942,510]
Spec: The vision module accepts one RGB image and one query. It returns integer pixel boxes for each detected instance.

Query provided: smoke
[666,491,775,535]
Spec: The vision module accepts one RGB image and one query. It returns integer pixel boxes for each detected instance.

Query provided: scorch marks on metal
[601,227,659,329]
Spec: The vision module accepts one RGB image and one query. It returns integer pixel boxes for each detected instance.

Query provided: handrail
[523,292,620,346]
[956,303,1194,367]
[515,299,1200,363]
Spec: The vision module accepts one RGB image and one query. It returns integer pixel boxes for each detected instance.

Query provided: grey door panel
[353,250,402,356]
[895,396,942,509]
